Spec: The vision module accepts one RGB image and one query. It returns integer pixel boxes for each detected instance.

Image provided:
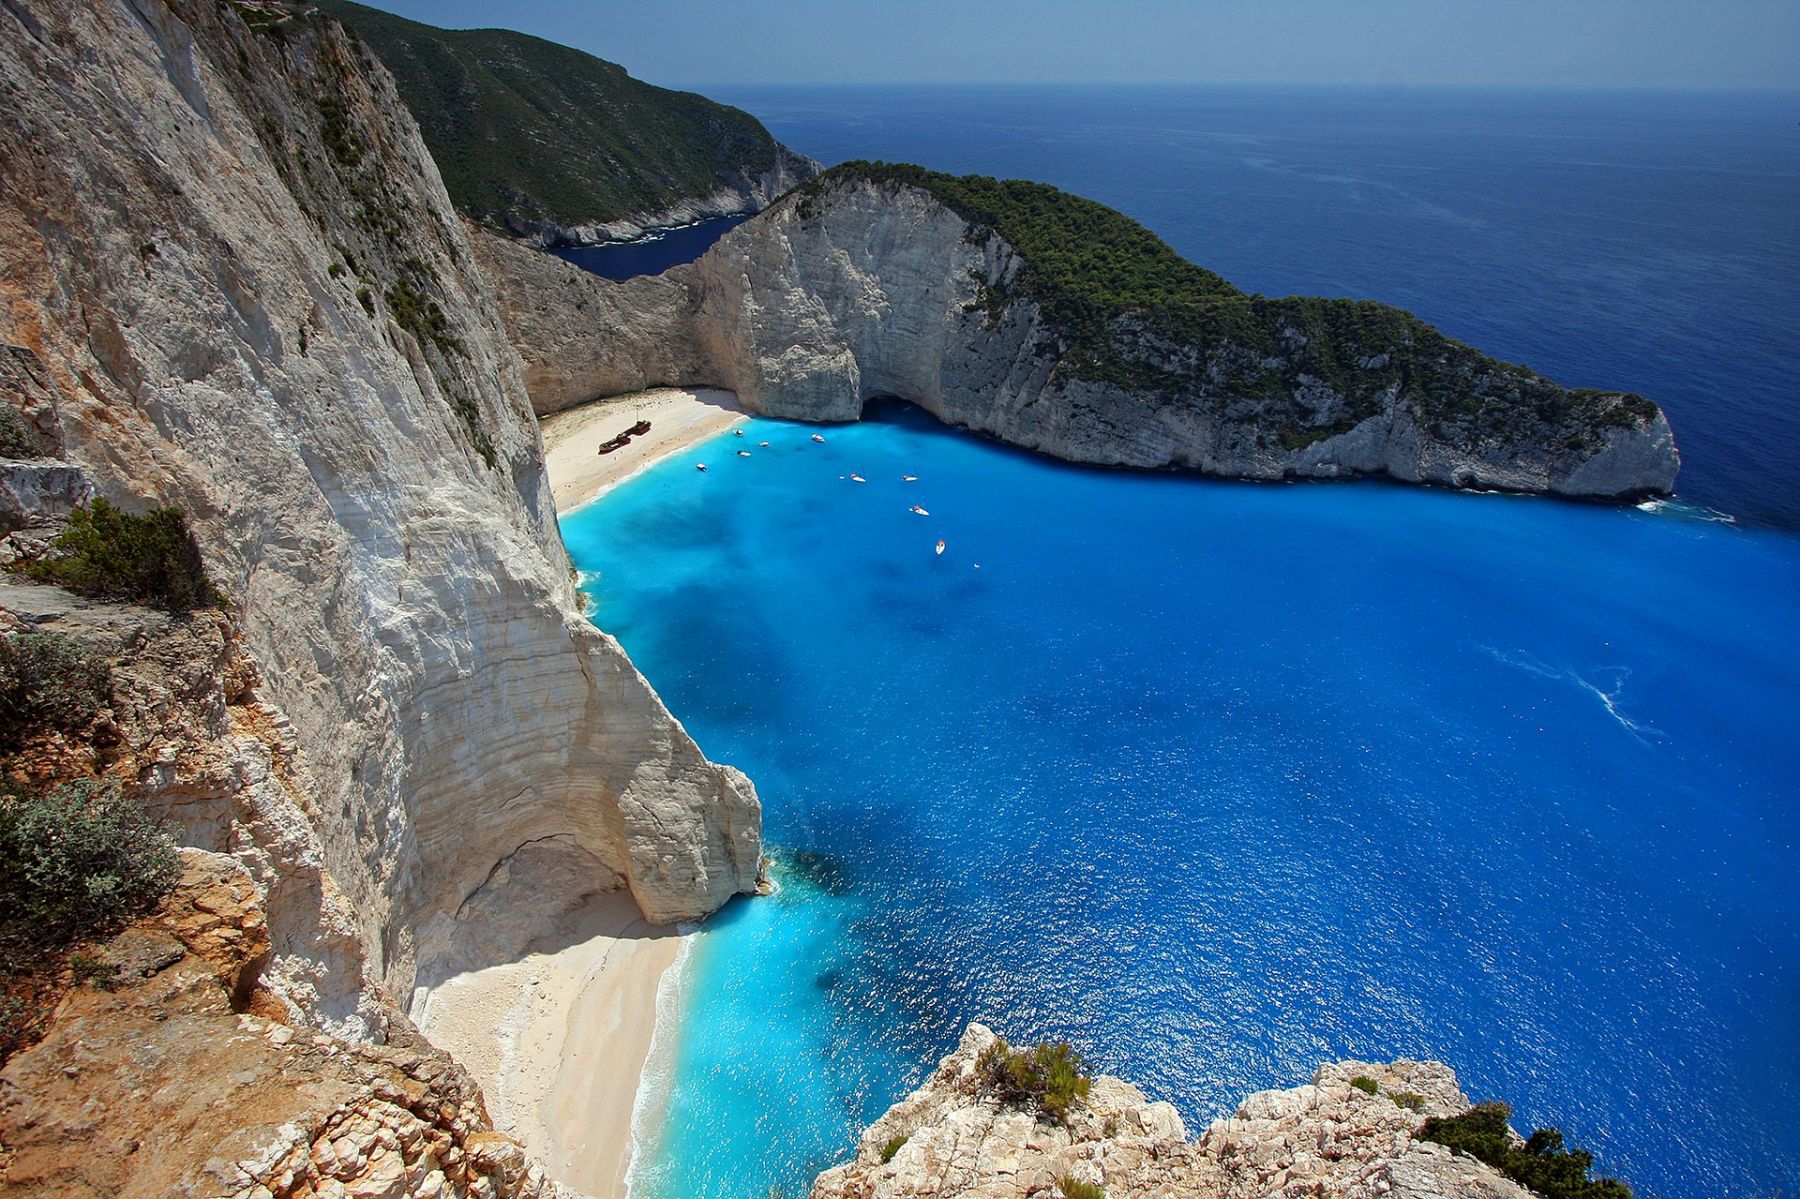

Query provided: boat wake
[1481,646,1666,743]
[1635,497,1737,525]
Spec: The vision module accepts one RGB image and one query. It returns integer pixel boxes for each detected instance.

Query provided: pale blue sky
[361,1,1798,89]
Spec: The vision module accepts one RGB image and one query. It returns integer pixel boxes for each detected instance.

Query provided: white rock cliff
[477,174,1679,501]
[0,0,761,1039]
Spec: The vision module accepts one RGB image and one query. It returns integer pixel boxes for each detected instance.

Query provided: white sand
[541,387,748,513]
[419,389,740,1194]
[414,892,686,1199]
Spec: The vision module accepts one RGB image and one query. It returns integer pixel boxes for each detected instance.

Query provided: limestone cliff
[478,169,1678,501]
[1,848,576,1199]
[0,0,761,1045]
[812,1024,1533,1199]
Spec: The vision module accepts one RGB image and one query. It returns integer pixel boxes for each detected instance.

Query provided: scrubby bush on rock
[0,778,181,971]
[0,631,111,753]
[975,1037,1092,1125]
[13,498,222,611]
[1058,1176,1104,1199]
[1419,1101,1633,1199]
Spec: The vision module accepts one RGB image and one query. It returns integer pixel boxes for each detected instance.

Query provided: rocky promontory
[479,165,1679,501]
[812,1024,1537,1199]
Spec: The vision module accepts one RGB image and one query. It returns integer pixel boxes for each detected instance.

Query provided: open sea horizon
[559,85,1800,1198]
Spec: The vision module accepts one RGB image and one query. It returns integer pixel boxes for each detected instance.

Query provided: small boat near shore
[903,475,918,482]
[695,463,708,472]
[811,433,826,443]
[850,474,867,483]
[909,505,929,516]
[934,539,946,555]
[737,450,752,457]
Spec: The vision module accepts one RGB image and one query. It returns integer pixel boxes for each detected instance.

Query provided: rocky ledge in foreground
[479,164,1679,502]
[812,1023,1540,1199]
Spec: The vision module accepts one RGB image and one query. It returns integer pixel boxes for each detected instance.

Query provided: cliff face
[812,1024,1533,1199]
[482,173,1678,501]
[316,0,820,247]
[1,848,576,1199]
[0,0,760,1041]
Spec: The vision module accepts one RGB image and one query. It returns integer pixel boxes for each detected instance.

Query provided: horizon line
[667,79,1800,96]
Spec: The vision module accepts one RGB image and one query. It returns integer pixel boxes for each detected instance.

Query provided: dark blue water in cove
[710,84,1800,530]
[555,87,1800,1199]
[550,213,750,279]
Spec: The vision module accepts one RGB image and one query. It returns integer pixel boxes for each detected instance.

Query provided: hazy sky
[361,1,1799,90]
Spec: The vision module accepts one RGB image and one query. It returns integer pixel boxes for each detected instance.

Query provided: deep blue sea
[550,213,750,279]
[559,87,1800,1199]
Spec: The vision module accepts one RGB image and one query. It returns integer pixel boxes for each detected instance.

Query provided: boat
[934,539,946,556]
[737,450,752,457]
[811,433,826,443]
[909,505,929,516]
[759,441,770,447]
[695,463,708,472]
[902,475,918,482]
[734,428,744,437]
[850,474,867,483]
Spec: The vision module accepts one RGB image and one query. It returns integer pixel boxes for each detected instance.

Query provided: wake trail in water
[1481,646,1666,743]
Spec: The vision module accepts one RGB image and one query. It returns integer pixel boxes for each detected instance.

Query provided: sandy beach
[541,387,748,512]
[403,390,746,1197]
[413,892,685,1199]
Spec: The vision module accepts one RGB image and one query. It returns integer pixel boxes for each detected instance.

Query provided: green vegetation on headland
[314,0,807,237]
[975,1037,1093,1125]
[796,163,1659,450]
[1420,1102,1633,1199]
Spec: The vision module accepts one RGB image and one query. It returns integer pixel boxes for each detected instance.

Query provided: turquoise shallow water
[564,407,1800,1199]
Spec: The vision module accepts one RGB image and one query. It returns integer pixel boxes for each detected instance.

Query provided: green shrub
[67,952,119,990]
[0,779,181,971]
[14,499,221,611]
[878,1134,907,1163]
[1389,1090,1425,1111]
[357,285,375,314]
[0,993,32,1058]
[327,261,348,279]
[1058,1176,1105,1199]
[384,278,462,356]
[1418,1102,1633,1199]
[0,406,38,458]
[975,1037,1092,1125]
[316,95,364,167]
[1350,1075,1379,1096]
[0,632,111,753]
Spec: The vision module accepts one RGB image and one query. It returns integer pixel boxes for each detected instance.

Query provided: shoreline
[412,891,687,1199]
[541,387,749,515]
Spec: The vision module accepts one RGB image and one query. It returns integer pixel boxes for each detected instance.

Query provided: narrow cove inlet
[549,399,1800,1199]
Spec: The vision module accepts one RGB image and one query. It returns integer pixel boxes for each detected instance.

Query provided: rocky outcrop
[0,849,574,1199]
[0,0,760,1042]
[502,145,819,249]
[811,1024,1533,1199]
[478,172,1678,501]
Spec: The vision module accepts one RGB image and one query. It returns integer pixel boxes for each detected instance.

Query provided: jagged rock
[0,0,761,1046]
[474,173,1678,502]
[0,851,575,1199]
[810,1024,1534,1199]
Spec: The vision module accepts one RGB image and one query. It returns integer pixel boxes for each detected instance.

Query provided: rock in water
[811,1023,1536,1199]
